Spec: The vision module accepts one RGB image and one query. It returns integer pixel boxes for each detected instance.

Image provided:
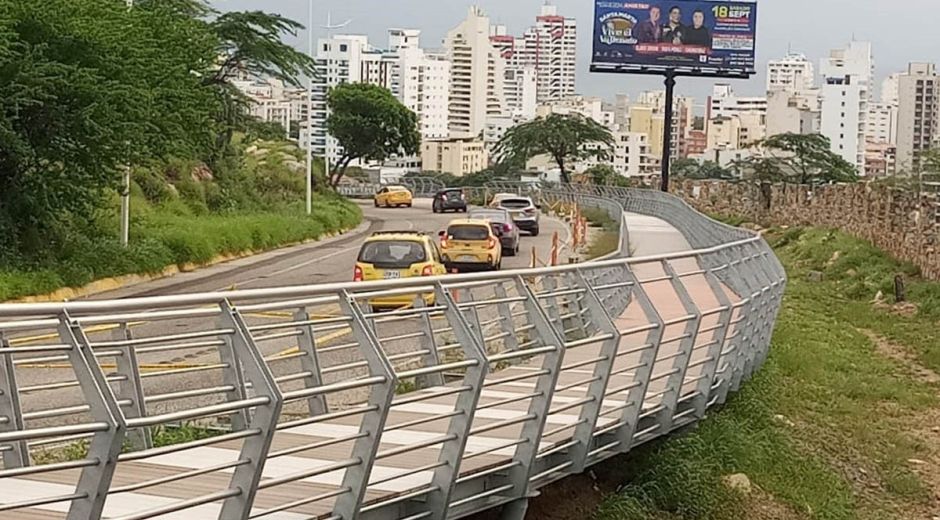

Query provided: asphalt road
[11,198,571,428]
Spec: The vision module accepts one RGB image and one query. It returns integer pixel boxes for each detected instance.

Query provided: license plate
[458,255,477,262]
[383,270,402,280]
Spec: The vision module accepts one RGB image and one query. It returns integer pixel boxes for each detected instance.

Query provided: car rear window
[358,241,426,268]
[469,211,509,224]
[447,226,489,241]
[442,189,463,196]
[499,199,532,209]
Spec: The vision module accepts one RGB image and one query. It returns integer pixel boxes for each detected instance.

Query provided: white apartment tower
[523,4,577,102]
[385,30,452,140]
[445,7,507,138]
[896,62,940,172]
[820,41,873,173]
[767,53,815,93]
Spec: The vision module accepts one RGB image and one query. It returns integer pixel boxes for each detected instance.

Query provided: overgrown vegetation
[0,0,363,301]
[594,227,940,520]
[0,137,360,301]
[582,208,621,259]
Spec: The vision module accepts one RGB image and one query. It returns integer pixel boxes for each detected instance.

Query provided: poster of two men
[593,0,757,73]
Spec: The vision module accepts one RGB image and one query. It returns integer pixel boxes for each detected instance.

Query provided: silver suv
[495,196,540,236]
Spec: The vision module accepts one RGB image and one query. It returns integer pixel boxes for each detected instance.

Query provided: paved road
[11,199,571,425]
[90,199,568,299]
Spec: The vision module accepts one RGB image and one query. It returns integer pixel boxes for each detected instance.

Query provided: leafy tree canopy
[672,158,734,180]
[494,114,614,184]
[737,133,858,184]
[327,83,420,187]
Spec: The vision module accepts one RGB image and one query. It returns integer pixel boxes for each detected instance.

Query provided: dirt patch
[861,329,940,514]
[745,490,810,520]
[861,330,940,385]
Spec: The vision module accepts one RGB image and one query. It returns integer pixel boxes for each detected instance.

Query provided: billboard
[592,1,757,74]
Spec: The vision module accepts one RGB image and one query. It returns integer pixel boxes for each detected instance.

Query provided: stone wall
[672,180,940,280]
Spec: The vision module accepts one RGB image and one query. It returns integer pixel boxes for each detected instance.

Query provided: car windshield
[358,241,426,268]
[499,199,532,209]
[469,211,509,224]
[447,226,489,241]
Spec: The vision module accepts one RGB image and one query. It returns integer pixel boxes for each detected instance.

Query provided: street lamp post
[123,0,134,246]
[306,0,314,215]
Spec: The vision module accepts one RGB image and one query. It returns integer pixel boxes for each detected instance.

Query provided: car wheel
[374,199,379,207]
[432,204,439,213]
[506,246,517,257]
[531,227,540,237]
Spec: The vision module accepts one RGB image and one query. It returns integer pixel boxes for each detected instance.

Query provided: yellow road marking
[271,327,353,360]
[9,322,146,346]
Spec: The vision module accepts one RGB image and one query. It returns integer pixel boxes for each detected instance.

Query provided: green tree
[326,83,420,187]
[738,133,858,184]
[494,114,614,184]
[672,158,733,180]
[0,0,219,253]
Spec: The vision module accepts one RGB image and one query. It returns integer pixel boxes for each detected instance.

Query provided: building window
[340,44,348,52]
[323,44,330,52]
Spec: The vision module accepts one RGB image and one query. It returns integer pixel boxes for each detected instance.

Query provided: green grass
[595,227,940,520]
[583,208,621,259]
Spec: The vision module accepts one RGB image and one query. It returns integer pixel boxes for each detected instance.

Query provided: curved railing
[0,184,785,520]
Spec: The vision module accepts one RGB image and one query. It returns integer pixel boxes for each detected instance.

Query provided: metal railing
[0,184,785,520]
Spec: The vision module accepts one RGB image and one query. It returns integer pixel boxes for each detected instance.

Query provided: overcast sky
[212,0,940,107]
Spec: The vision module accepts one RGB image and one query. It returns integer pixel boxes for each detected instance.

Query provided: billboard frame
[590,1,757,191]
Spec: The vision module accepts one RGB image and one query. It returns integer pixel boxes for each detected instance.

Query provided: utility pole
[123,0,133,246]
[306,0,314,214]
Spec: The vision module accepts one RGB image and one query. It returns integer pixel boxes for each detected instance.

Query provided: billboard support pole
[660,71,676,193]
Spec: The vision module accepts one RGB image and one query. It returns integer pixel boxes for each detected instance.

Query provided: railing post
[493,283,521,353]
[690,255,734,419]
[497,275,568,520]
[293,308,329,415]
[216,314,250,431]
[411,285,489,520]
[332,290,398,520]
[654,259,703,434]
[109,323,152,450]
[413,296,445,389]
[711,247,758,402]
[605,267,665,452]
[58,312,127,520]
[0,335,28,469]
[566,268,622,472]
[219,301,284,520]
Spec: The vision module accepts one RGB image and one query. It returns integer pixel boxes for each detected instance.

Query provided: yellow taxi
[438,219,503,273]
[374,186,413,208]
[354,231,447,310]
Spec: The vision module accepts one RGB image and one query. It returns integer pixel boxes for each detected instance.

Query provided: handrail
[0,183,786,520]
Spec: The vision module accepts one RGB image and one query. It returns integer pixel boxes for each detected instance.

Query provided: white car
[496,196,541,236]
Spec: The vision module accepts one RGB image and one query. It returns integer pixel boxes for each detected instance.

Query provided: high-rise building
[767,53,815,93]
[611,132,656,177]
[896,62,940,172]
[866,101,898,145]
[882,73,901,105]
[819,41,873,173]
[766,88,821,137]
[310,35,373,164]
[522,4,577,102]
[384,31,452,140]
[490,4,576,106]
[445,7,507,138]
[708,84,768,119]
[489,30,537,121]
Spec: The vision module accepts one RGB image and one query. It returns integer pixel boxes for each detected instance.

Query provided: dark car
[468,208,520,256]
[432,188,468,213]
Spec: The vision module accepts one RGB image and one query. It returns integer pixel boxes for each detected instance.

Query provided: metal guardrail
[338,177,446,200]
[0,185,785,520]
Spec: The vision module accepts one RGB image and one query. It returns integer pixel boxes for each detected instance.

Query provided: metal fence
[0,185,785,520]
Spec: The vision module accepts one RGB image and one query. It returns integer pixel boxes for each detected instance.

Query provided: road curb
[6,219,373,304]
